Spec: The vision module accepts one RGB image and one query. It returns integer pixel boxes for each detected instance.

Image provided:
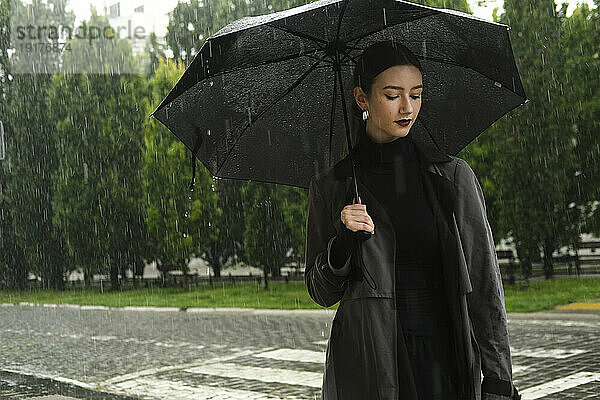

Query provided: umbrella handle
[355,229,373,241]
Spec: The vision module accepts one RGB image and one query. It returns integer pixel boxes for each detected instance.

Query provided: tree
[489,0,584,279]
[143,32,168,77]
[143,58,220,288]
[278,185,308,276]
[414,0,471,12]
[4,0,76,290]
[559,4,600,238]
[242,182,293,289]
[49,9,147,290]
[165,0,318,66]
[207,178,246,278]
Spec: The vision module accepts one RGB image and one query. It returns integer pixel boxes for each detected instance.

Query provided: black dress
[330,132,459,400]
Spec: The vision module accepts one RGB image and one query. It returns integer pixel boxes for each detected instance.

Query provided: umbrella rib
[200,48,330,83]
[329,63,338,168]
[214,54,329,177]
[421,54,524,98]
[265,22,329,46]
[342,11,439,46]
[416,114,445,154]
[334,0,350,42]
[336,37,365,65]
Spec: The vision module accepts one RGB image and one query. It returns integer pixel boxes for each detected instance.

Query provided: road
[0,304,598,399]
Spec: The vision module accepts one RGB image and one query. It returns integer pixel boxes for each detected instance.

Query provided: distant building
[104,0,177,55]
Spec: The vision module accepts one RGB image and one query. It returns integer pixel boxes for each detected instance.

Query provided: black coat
[304,141,519,400]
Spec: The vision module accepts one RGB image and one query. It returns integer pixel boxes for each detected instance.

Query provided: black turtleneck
[329,132,442,269]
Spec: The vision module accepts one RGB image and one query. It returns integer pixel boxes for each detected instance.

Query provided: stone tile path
[0,305,597,399]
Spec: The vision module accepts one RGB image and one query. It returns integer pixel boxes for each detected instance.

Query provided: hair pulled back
[344,40,423,156]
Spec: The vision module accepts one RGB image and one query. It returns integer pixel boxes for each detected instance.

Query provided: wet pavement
[0,304,598,399]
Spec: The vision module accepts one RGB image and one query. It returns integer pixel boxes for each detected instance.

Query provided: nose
[398,94,413,114]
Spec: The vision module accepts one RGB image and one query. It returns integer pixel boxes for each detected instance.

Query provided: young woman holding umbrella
[304,41,521,400]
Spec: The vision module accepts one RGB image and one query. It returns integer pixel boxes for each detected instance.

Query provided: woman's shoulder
[451,156,479,184]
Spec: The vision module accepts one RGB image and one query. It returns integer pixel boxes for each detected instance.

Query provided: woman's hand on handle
[340,196,375,234]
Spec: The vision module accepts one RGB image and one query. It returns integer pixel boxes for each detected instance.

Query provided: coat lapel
[333,141,473,296]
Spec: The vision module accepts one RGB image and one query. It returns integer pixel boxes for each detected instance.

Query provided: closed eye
[386,95,421,100]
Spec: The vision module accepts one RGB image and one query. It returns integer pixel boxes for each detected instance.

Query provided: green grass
[1,278,599,313]
[503,277,600,313]
[0,281,323,310]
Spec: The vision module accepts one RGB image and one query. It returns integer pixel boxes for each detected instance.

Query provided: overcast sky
[66,0,597,27]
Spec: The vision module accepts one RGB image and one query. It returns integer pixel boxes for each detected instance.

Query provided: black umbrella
[151,0,527,209]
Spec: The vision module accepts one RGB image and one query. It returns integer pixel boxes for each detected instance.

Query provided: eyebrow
[383,84,423,90]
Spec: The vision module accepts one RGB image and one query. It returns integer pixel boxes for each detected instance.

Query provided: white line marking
[520,371,600,399]
[122,306,181,312]
[510,347,587,359]
[254,348,325,364]
[512,364,530,374]
[109,377,282,399]
[184,363,323,388]
[103,348,274,384]
[1,368,97,390]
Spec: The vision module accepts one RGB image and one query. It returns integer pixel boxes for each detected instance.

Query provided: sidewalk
[27,397,79,400]
[0,303,594,400]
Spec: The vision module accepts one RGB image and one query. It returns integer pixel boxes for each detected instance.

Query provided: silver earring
[362,110,369,121]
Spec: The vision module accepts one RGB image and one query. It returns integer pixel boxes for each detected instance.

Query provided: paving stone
[0,306,599,399]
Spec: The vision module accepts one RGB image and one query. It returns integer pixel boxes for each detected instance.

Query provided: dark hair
[344,40,423,156]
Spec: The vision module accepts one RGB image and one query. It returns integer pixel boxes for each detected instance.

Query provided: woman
[304,41,521,400]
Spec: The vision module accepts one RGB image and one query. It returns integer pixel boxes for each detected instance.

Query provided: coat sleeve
[304,178,352,308]
[454,159,520,400]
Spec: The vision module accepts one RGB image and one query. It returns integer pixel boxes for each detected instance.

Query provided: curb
[508,311,600,321]
[0,302,337,316]
[2,302,600,319]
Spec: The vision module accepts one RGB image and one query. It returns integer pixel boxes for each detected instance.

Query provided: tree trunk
[48,263,65,291]
[110,265,120,290]
[572,242,581,276]
[542,243,554,280]
[263,268,269,290]
[213,262,222,278]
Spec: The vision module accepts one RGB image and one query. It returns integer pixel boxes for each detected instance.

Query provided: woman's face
[354,64,423,143]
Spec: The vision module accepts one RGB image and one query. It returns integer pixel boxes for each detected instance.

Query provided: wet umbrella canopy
[151,0,527,190]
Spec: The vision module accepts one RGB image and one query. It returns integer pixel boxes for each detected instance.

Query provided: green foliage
[8,0,73,73]
[205,178,246,277]
[49,71,148,290]
[143,32,168,76]
[62,6,139,74]
[2,0,77,290]
[559,4,600,235]
[2,0,599,293]
[47,9,148,289]
[165,0,317,65]
[241,182,295,288]
[412,0,471,12]
[0,0,9,88]
[478,0,600,279]
[143,58,221,279]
